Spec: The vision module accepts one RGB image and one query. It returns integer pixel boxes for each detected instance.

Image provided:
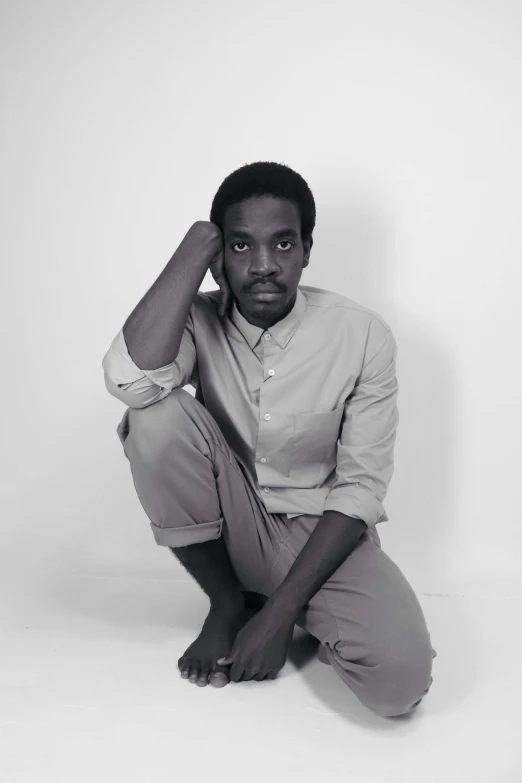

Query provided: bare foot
[178,602,255,688]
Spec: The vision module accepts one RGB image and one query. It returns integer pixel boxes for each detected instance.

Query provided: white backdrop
[2,0,521,604]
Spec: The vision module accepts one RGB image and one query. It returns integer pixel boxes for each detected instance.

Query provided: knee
[337,638,435,718]
[126,388,196,460]
[366,643,435,718]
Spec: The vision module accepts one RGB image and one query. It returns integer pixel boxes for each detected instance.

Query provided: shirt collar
[229,286,307,350]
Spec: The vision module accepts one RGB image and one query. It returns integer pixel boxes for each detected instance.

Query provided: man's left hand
[217,604,296,682]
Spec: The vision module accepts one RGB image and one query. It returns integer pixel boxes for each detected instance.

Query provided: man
[102,161,437,718]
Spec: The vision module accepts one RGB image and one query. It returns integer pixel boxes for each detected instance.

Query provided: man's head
[210,161,315,328]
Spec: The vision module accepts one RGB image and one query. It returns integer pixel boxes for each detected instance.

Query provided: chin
[250,299,283,311]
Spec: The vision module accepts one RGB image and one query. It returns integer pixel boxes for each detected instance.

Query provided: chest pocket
[289,404,345,475]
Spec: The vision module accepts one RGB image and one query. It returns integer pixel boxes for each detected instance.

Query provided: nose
[249,249,280,277]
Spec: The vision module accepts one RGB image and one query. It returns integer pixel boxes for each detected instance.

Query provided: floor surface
[2,563,521,783]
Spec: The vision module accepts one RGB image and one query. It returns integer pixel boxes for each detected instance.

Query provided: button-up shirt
[102,285,399,528]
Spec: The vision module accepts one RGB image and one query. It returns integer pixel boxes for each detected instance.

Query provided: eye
[231,241,294,252]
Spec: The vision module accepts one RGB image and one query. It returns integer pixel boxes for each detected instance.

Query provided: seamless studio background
[1,1,521,781]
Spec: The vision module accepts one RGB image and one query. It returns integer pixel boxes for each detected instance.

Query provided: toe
[209,668,229,688]
[197,669,210,687]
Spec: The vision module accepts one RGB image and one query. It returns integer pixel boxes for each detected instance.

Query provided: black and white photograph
[2,1,521,781]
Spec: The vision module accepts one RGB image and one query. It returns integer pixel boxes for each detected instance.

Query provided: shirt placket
[256,331,278,497]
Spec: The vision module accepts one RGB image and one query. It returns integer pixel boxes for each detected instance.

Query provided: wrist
[262,593,301,623]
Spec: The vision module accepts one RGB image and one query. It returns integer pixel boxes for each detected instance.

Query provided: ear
[302,237,313,268]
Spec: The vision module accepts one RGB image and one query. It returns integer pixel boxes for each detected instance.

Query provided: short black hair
[210,161,316,243]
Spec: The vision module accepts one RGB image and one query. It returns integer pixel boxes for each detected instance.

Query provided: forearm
[264,511,367,619]
[122,224,211,371]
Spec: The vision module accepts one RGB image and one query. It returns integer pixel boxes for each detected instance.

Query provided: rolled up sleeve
[102,307,198,409]
[323,324,399,528]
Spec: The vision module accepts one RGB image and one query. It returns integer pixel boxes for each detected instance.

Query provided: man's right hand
[189,221,232,320]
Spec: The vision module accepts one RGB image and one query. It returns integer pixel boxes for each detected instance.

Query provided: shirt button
[263,487,270,493]
[268,369,275,376]
[264,413,271,420]
[260,457,267,463]
[264,334,271,341]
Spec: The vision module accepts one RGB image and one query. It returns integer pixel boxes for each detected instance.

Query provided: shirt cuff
[102,328,176,390]
[323,485,388,528]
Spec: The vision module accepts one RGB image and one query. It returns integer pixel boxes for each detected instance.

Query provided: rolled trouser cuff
[150,515,224,548]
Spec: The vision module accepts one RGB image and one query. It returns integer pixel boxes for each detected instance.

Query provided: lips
[249,287,281,294]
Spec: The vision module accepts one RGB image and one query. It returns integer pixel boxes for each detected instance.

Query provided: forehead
[223,196,300,235]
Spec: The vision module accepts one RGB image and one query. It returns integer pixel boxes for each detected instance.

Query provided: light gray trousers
[116,387,437,717]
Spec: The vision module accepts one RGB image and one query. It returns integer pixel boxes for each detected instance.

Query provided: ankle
[209,594,245,615]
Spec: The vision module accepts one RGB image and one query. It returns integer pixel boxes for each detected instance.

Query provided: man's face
[222,195,312,328]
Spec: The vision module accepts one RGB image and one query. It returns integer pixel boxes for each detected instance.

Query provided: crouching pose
[102,161,437,718]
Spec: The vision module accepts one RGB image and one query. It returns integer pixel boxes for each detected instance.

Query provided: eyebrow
[226,227,299,240]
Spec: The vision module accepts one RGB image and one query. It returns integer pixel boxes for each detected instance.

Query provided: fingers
[226,664,273,682]
[225,288,232,315]
[218,286,232,320]
[231,669,272,682]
